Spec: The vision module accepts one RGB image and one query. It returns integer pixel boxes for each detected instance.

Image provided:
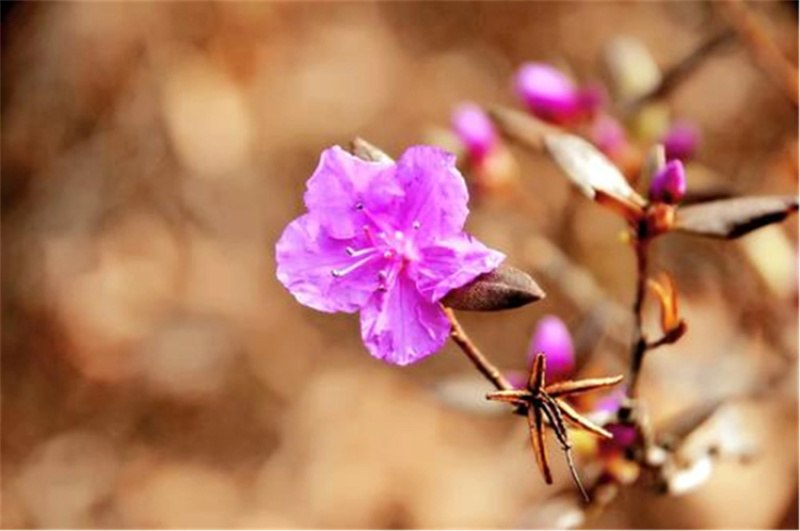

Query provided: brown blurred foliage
[1,2,798,529]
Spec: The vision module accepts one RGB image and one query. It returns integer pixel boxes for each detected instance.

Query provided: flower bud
[451,103,498,163]
[648,159,686,204]
[591,114,627,156]
[514,63,580,124]
[527,315,575,382]
[662,121,699,161]
[598,422,638,457]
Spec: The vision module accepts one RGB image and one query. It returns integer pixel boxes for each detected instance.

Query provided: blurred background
[1,2,798,529]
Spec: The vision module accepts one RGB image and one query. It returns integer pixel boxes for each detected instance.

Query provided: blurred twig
[717,0,799,106]
[622,30,736,116]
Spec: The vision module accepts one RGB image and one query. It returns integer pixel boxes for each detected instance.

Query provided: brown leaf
[441,263,545,311]
[674,195,798,239]
[544,133,647,207]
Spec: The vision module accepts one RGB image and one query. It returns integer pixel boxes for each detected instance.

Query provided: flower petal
[414,234,506,302]
[359,272,450,365]
[394,146,470,241]
[303,146,401,239]
[276,214,385,313]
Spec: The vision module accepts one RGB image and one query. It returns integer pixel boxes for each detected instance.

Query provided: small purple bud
[649,159,687,204]
[451,103,497,162]
[528,315,575,382]
[577,82,607,115]
[591,114,627,155]
[594,387,627,415]
[505,370,528,390]
[598,423,638,457]
[514,63,580,124]
[662,121,700,161]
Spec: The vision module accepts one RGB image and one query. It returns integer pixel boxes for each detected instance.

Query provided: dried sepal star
[486,352,623,500]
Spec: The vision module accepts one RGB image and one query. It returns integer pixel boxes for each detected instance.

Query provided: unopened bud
[649,159,687,204]
[514,63,580,124]
[451,103,497,163]
[527,315,575,382]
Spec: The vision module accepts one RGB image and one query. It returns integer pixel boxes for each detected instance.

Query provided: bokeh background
[2,2,798,529]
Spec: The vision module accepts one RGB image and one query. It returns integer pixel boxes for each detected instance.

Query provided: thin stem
[443,307,514,391]
[627,238,650,398]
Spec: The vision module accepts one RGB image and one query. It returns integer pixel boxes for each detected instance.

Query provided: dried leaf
[350,137,394,164]
[441,263,545,311]
[674,195,798,239]
[544,133,647,208]
[647,272,681,333]
[488,105,560,152]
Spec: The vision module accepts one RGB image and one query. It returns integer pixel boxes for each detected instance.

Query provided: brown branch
[717,0,799,106]
[627,238,650,398]
[623,30,736,115]
[443,306,514,391]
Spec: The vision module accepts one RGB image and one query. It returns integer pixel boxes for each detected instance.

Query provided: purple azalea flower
[514,63,581,124]
[451,102,498,163]
[275,145,505,365]
[527,315,575,382]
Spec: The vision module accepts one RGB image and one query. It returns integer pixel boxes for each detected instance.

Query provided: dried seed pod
[674,195,799,239]
[442,264,546,311]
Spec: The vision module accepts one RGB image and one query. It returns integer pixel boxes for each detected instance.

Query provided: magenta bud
[577,82,607,115]
[662,121,700,161]
[594,387,626,415]
[591,114,627,155]
[514,63,580,124]
[527,315,575,382]
[451,103,497,163]
[598,423,638,457]
[649,159,687,204]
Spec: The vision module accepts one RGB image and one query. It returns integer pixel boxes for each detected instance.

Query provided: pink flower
[514,63,581,124]
[527,315,575,382]
[451,103,498,163]
[275,146,505,365]
[649,159,687,204]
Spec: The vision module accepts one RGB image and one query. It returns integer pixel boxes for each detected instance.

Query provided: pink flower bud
[451,103,497,162]
[527,315,575,382]
[598,423,638,457]
[591,114,628,156]
[649,159,687,204]
[577,82,607,116]
[514,63,581,124]
[662,121,700,160]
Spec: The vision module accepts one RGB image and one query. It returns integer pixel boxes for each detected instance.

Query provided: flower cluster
[276,145,505,365]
